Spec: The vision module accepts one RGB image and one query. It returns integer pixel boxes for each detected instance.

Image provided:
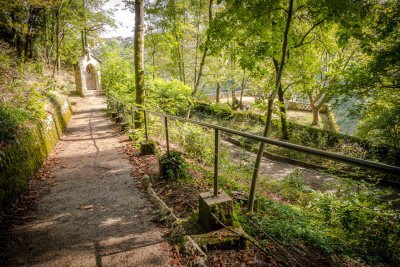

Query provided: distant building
[74,51,101,96]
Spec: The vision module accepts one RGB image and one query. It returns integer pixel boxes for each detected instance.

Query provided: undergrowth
[0,50,73,146]
[106,87,400,266]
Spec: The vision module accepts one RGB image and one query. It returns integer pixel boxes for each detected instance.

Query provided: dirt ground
[0,93,172,266]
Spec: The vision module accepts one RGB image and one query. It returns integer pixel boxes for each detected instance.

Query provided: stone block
[198,191,233,231]
[140,141,155,156]
[192,227,248,251]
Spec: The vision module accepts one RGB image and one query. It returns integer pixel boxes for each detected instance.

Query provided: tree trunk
[231,86,237,110]
[248,0,294,213]
[311,106,319,125]
[278,84,289,139]
[152,42,156,80]
[239,72,246,108]
[192,0,213,97]
[46,13,55,65]
[273,59,288,139]
[24,35,29,60]
[53,10,60,75]
[216,82,221,103]
[134,0,145,129]
[307,91,327,126]
[53,2,64,75]
[181,40,186,84]
[81,30,85,54]
[176,35,184,82]
[186,0,213,118]
[193,0,201,88]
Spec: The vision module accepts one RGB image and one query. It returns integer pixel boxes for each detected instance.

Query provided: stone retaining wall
[287,101,329,113]
[0,95,72,215]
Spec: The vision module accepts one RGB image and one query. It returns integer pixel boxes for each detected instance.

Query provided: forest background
[1,0,400,265]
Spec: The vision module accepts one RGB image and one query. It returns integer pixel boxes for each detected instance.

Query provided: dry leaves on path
[78,205,93,210]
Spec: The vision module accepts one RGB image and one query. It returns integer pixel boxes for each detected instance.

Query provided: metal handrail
[108,96,400,177]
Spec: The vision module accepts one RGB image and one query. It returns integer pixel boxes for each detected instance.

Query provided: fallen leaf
[78,205,93,210]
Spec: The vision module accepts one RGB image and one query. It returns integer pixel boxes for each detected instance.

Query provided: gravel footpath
[3,93,172,266]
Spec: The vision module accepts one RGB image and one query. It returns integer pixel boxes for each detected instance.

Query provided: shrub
[0,104,31,144]
[159,151,187,180]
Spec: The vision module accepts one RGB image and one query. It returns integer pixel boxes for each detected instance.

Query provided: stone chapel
[74,51,101,96]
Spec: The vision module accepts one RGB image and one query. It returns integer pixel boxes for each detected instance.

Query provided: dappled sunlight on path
[2,93,172,266]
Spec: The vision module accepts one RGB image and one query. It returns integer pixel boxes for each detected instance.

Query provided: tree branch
[293,20,324,48]
[316,93,328,109]
[283,81,301,93]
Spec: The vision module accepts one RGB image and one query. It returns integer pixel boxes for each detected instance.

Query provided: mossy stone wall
[0,95,72,215]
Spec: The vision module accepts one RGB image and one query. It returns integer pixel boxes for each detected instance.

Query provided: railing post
[214,129,219,197]
[131,106,134,129]
[164,116,170,155]
[144,110,148,142]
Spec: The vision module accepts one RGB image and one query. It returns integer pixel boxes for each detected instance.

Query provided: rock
[169,225,185,243]
[182,235,206,258]
[198,191,234,231]
[140,141,156,155]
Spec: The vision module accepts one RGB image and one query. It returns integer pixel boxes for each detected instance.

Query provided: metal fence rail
[108,96,400,195]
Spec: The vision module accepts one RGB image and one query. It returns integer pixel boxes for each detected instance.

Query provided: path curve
[4,93,171,266]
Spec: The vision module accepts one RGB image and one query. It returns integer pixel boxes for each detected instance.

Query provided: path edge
[143,175,207,267]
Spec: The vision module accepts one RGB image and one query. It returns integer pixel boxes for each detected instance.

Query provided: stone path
[3,93,171,266]
[223,141,339,192]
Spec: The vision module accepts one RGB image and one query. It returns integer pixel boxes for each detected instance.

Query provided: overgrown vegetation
[192,101,400,169]
[0,37,74,215]
[0,104,31,145]
[108,94,400,265]
[100,43,192,116]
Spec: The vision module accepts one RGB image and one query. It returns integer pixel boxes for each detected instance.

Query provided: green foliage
[168,122,214,166]
[193,101,400,167]
[356,99,400,148]
[0,104,31,143]
[100,44,192,115]
[0,53,10,73]
[159,151,187,180]
[240,170,400,265]
[236,198,350,258]
[146,78,191,115]
[100,43,136,97]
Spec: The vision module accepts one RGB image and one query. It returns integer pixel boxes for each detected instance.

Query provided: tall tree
[208,0,372,212]
[134,0,145,128]
[338,0,400,146]
[53,0,65,75]
[248,0,294,212]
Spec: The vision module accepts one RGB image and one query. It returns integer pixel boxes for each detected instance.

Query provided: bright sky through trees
[102,0,134,38]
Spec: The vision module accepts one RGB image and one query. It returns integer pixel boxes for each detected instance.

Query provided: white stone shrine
[74,51,101,96]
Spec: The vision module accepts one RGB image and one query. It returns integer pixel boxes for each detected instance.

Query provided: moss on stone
[140,140,156,155]
[0,96,72,215]
[191,227,248,251]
